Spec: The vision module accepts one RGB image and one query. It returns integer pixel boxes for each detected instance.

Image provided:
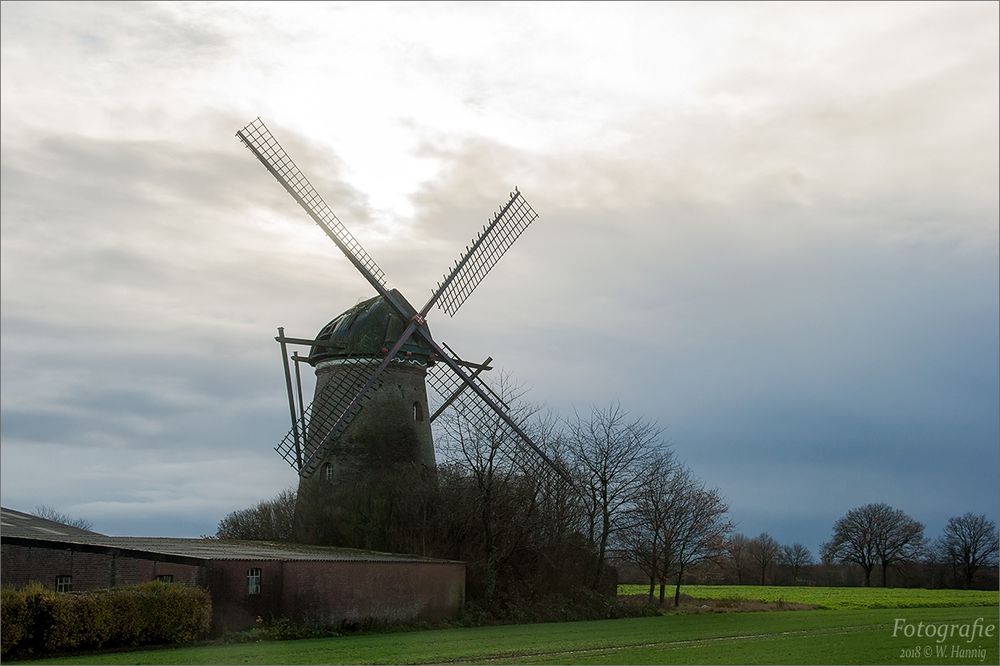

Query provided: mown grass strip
[32,606,998,665]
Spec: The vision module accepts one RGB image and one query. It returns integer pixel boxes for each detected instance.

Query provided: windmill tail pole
[276,326,302,468]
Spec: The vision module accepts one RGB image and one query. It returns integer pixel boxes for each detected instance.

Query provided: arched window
[323,462,334,482]
[413,401,424,422]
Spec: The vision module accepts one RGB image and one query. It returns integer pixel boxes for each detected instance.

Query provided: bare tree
[873,505,925,587]
[530,408,584,546]
[823,512,876,586]
[779,543,813,584]
[667,480,732,606]
[937,513,999,589]
[619,451,678,602]
[823,503,924,587]
[436,373,548,603]
[568,402,660,589]
[32,505,93,531]
[215,489,296,540]
[748,533,781,585]
[724,533,751,584]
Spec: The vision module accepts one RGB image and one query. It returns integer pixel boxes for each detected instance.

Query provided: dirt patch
[619,592,817,613]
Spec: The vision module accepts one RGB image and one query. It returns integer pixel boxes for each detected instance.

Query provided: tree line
[215,390,998,609]
[615,509,998,592]
[821,506,998,589]
[217,391,736,610]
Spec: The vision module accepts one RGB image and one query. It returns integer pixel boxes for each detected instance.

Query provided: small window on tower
[156,574,174,583]
[55,575,72,593]
[323,462,334,482]
[247,568,261,596]
[413,402,423,421]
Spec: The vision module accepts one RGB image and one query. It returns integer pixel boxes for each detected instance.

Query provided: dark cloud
[1,2,996,542]
[397,125,997,553]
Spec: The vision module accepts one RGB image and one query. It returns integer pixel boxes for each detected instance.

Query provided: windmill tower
[306,290,437,484]
[237,119,570,545]
[285,290,440,545]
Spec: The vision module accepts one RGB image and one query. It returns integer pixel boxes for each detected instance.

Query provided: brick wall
[205,560,286,631]
[1,542,204,591]
[283,560,464,625]
[207,559,465,631]
[3,541,465,634]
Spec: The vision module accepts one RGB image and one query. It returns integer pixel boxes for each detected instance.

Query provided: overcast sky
[1,2,997,554]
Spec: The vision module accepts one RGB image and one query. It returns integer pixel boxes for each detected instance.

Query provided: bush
[225,616,338,643]
[0,584,34,654]
[460,588,660,626]
[1,581,211,659]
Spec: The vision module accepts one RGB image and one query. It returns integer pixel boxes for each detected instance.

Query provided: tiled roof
[0,506,105,538]
[1,507,459,564]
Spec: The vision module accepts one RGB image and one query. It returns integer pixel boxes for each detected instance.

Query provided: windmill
[236,119,571,520]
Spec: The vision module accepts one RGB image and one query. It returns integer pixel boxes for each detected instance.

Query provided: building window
[55,575,72,593]
[413,401,423,421]
[247,568,261,596]
[156,574,174,583]
[323,462,334,482]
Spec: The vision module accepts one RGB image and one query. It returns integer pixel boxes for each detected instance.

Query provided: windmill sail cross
[239,118,565,487]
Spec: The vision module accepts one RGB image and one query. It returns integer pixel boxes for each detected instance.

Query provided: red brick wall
[282,560,464,625]
[205,560,287,631]
[1,543,204,591]
[207,560,464,631]
[3,542,465,633]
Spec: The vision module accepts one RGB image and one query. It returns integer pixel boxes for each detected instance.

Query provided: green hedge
[1,580,211,659]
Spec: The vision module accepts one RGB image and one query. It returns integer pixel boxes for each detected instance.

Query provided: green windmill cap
[308,289,434,366]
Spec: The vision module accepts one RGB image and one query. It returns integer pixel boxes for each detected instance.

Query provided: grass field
[618,584,999,610]
[34,606,999,665]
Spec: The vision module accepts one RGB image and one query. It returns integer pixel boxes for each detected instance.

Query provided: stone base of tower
[293,363,438,552]
[293,463,437,553]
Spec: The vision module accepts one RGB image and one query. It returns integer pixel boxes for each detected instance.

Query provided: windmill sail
[427,357,571,483]
[237,118,388,291]
[427,352,508,423]
[431,189,539,317]
[422,337,573,485]
[427,358,506,421]
[274,357,380,475]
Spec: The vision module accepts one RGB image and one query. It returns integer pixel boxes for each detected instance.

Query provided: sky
[1,1,997,554]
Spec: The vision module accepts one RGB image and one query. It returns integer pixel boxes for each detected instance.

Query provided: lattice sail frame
[237,119,388,288]
[434,189,538,317]
[273,357,381,476]
[426,363,568,483]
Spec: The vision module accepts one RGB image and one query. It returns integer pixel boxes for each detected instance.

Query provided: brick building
[1,507,464,631]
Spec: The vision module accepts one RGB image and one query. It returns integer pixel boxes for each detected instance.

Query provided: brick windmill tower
[237,119,570,547]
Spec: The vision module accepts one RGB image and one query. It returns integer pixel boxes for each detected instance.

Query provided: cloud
[1,2,996,540]
[0,439,285,536]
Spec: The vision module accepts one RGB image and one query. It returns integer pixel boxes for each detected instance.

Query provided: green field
[619,584,999,610]
[34,606,999,665]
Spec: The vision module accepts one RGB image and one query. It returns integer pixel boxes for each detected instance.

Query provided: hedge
[1,580,211,659]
